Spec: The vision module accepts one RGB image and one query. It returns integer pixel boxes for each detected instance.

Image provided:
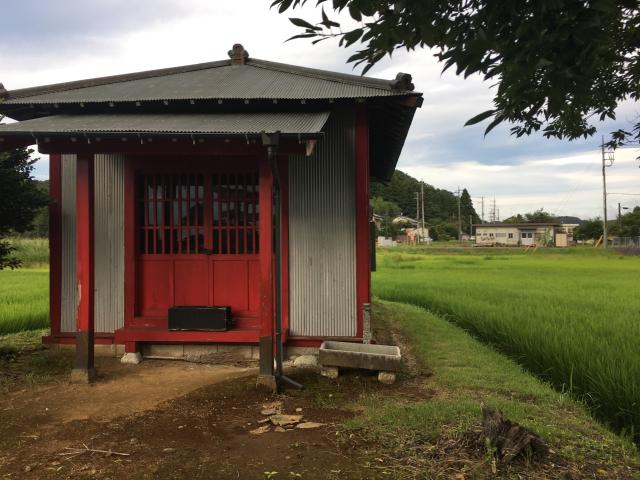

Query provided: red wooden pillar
[278,156,290,337]
[49,154,62,337]
[355,106,371,338]
[71,154,96,383]
[123,158,138,353]
[257,153,275,385]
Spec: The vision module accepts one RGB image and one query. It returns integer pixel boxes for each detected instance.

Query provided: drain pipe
[262,132,303,392]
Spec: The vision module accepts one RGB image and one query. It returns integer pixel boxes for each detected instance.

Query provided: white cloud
[2,0,639,218]
[402,148,640,219]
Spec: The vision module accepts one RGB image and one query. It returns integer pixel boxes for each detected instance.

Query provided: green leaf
[484,115,504,136]
[277,0,294,13]
[464,110,495,126]
[289,17,320,30]
[320,8,340,27]
[285,33,320,42]
[340,28,363,47]
[348,4,362,21]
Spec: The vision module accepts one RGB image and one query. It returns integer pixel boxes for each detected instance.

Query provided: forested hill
[370,170,480,236]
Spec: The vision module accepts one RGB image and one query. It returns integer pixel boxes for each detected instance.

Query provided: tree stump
[480,406,548,463]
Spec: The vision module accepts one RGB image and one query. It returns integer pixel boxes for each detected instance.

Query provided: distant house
[473,223,560,247]
[404,226,431,244]
[372,213,384,231]
[555,224,579,247]
[392,215,418,226]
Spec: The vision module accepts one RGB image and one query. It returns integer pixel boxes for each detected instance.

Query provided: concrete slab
[319,341,401,373]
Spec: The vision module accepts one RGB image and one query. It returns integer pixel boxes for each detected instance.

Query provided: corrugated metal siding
[288,111,357,337]
[94,155,125,333]
[59,154,125,333]
[60,155,77,332]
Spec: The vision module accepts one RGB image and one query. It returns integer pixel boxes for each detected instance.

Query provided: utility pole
[421,182,425,234]
[456,187,462,240]
[481,196,485,223]
[469,215,473,237]
[601,137,615,249]
[618,202,622,231]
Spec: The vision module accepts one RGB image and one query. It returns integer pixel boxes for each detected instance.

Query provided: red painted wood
[355,106,371,338]
[114,326,260,344]
[137,259,174,316]
[42,333,115,345]
[248,260,261,312]
[0,138,34,152]
[49,154,62,336]
[278,156,290,336]
[258,154,274,338]
[124,158,136,324]
[174,260,209,305]
[75,155,95,333]
[213,260,249,311]
[39,140,307,156]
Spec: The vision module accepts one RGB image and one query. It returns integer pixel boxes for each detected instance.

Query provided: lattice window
[136,172,258,255]
[212,173,259,254]
[137,174,205,254]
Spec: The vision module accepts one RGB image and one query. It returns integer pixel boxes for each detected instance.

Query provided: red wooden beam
[71,154,96,383]
[49,154,62,337]
[0,137,33,152]
[37,138,307,156]
[355,106,371,339]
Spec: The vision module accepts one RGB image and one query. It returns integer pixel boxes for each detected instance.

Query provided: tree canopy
[612,206,640,237]
[503,208,557,224]
[0,147,49,268]
[573,218,603,240]
[274,0,640,146]
[370,170,480,239]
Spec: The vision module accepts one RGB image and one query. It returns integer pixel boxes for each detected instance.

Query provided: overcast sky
[1,0,638,219]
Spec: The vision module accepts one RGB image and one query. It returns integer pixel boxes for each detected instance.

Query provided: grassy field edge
[347,299,639,478]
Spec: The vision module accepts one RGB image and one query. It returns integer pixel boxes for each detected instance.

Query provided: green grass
[0,329,71,392]
[373,246,640,442]
[0,269,49,335]
[7,237,49,268]
[344,301,639,478]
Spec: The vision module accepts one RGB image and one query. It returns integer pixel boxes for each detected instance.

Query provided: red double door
[134,160,261,329]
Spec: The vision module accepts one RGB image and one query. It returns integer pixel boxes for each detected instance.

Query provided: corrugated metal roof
[0,112,330,136]
[2,58,416,105]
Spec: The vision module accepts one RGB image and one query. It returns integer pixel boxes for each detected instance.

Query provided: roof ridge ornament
[0,83,7,98]
[391,73,414,91]
[228,44,249,65]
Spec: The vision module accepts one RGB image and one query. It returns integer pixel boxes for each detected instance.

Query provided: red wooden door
[135,161,260,329]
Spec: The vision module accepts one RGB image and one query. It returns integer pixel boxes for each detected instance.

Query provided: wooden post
[71,154,96,383]
[355,106,371,338]
[49,154,62,337]
[257,152,276,389]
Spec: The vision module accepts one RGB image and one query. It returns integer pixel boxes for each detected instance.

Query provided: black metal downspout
[262,132,303,392]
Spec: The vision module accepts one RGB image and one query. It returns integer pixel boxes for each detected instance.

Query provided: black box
[168,306,233,331]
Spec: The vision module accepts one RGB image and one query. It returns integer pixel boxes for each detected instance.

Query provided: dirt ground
[0,354,400,480]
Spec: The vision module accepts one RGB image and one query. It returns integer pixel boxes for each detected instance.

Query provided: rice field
[373,246,640,441]
[0,269,49,335]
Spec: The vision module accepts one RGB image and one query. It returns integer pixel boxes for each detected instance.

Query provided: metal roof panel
[0,112,331,135]
[3,60,416,105]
